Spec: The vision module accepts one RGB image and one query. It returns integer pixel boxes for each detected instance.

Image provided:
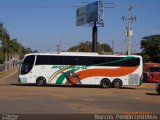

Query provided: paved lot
[0,72,159,115]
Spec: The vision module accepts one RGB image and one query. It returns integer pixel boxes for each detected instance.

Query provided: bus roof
[24,52,142,58]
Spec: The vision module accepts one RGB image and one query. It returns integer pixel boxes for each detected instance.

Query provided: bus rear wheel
[112,79,122,88]
[36,77,46,86]
[100,78,111,88]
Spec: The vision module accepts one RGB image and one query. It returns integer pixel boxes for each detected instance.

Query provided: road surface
[0,72,159,117]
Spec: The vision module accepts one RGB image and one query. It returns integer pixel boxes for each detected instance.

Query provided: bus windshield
[20,55,35,75]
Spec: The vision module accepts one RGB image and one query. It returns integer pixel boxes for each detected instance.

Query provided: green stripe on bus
[56,73,65,84]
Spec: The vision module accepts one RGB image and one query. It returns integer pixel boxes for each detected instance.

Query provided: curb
[0,70,18,81]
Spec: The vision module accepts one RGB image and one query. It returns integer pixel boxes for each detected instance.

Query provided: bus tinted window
[63,56,92,66]
[120,58,140,66]
[93,57,140,67]
[77,56,92,66]
[50,56,63,65]
[63,56,77,65]
[36,55,50,65]
[21,55,35,75]
[35,55,140,67]
[93,57,109,66]
[35,55,63,65]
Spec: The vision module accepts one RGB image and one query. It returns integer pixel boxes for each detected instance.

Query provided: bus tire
[36,77,46,86]
[100,78,111,88]
[112,79,122,88]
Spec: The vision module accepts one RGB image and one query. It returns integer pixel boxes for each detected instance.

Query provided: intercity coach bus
[18,52,143,88]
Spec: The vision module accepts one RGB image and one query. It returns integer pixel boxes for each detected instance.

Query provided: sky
[0,0,160,53]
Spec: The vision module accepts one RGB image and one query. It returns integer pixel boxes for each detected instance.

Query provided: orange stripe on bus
[72,66,138,81]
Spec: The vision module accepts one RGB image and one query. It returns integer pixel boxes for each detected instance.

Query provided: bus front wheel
[36,77,46,86]
[100,78,111,88]
[112,79,122,88]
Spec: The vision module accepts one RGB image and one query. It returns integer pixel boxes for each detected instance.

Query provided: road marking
[0,70,18,81]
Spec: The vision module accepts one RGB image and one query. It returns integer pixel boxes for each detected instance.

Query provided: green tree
[0,22,10,71]
[0,21,34,71]
[32,50,38,53]
[68,41,91,52]
[0,47,3,63]
[17,46,33,59]
[97,43,113,54]
[141,34,160,63]
[67,41,112,54]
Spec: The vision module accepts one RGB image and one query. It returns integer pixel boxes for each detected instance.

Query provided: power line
[0,2,116,9]
[0,6,73,9]
[0,4,160,9]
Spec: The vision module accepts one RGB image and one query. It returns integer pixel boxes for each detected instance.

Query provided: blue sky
[0,0,160,53]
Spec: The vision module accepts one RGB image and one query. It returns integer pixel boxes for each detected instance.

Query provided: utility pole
[122,6,136,55]
[112,40,114,55]
[121,41,125,55]
[56,40,61,53]
[92,21,97,52]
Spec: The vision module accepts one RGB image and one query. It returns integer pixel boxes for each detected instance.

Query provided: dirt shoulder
[0,69,18,80]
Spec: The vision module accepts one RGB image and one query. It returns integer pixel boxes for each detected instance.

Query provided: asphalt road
[0,72,159,115]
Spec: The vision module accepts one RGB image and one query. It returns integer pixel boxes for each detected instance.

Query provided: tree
[67,41,91,52]
[0,47,3,63]
[0,21,34,71]
[0,22,10,71]
[141,34,160,63]
[97,43,113,54]
[32,50,38,53]
[67,41,112,54]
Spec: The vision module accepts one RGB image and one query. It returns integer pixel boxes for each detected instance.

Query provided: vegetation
[141,34,160,63]
[0,21,35,71]
[67,41,113,54]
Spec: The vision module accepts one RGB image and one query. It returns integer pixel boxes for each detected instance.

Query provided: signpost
[76,1,104,52]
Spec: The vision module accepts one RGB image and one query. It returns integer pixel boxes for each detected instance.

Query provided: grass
[0,69,18,79]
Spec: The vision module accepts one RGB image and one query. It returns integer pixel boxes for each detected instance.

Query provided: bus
[18,52,143,88]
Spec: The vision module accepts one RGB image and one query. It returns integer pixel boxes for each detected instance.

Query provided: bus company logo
[52,65,87,70]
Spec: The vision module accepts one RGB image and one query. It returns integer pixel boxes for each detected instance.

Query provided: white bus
[18,52,143,88]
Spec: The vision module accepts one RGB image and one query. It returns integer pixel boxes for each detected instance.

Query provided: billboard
[76,1,104,26]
